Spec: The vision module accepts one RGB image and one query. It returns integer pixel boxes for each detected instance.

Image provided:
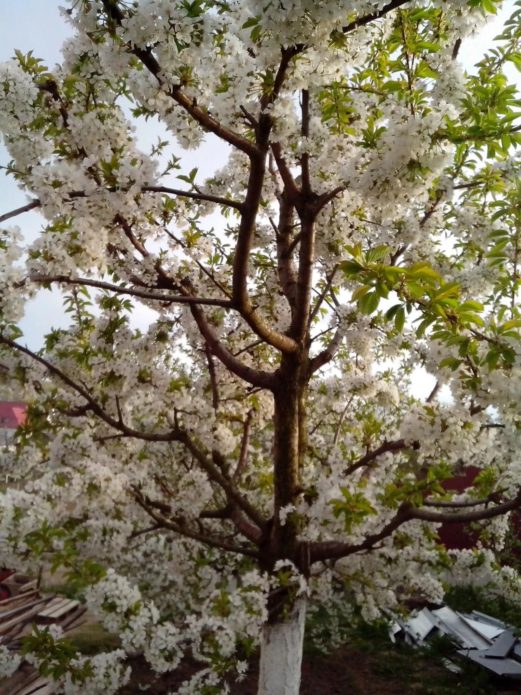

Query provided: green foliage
[66,624,122,655]
[24,520,106,595]
[330,486,376,532]
[379,460,452,509]
[21,625,94,683]
[341,236,521,381]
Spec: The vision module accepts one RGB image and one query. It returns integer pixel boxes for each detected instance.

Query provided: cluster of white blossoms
[60,651,131,695]
[81,564,272,681]
[445,549,521,604]
[1,0,521,690]
[24,624,131,695]
[0,645,21,679]
[0,61,39,136]
[85,569,159,642]
[0,226,26,325]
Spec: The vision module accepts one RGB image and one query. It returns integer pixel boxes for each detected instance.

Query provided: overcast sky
[0,1,519,359]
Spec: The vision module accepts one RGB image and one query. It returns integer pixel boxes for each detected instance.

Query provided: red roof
[0,402,27,429]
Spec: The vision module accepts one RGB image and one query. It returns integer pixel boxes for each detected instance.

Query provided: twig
[0,200,41,223]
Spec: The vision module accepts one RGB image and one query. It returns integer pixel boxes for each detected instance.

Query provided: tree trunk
[257,597,307,695]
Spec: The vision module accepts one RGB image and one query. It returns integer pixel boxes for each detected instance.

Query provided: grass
[337,619,497,694]
[65,623,121,655]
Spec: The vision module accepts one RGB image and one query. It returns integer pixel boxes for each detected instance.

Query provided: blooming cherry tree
[1,0,521,692]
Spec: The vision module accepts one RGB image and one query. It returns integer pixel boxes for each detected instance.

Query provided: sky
[0,1,519,398]
[0,2,73,343]
[0,0,229,344]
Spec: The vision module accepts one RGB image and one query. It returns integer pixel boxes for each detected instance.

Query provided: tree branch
[308,266,339,325]
[29,273,232,307]
[310,490,521,564]
[300,89,311,194]
[100,0,257,157]
[205,345,220,411]
[426,380,440,403]
[344,439,419,476]
[310,505,412,563]
[270,142,300,197]
[342,0,411,34]
[276,191,299,307]
[188,300,276,390]
[0,335,185,442]
[132,488,259,558]
[261,46,300,110]
[411,493,521,523]
[163,228,232,298]
[144,185,243,211]
[422,492,505,509]
[1,333,268,533]
[329,396,353,452]
[233,410,253,482]
[308,324,344,374]
[289,213,317,341]
[230,119,298,353]
[176,430,266,529]
[0,199,41,224]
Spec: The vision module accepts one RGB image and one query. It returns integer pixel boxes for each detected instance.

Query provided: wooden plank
[16,677,54,695]
[0,606,78,648]
[18,581,38,594]
[37,598,78,620]
[10,671,41,695]
[3,606,87,650]
[26,685,54,695]
[1,618,36,645]
[0,590,39,608]
[61,606,87,632]
[0,601,53,635]
[4,619,39,648]
[32,685,54,695]
[0,597,49,622]
[41,601,79,621]
[0,664,37,694]
[0,578,38,599]
[36,598,69,619]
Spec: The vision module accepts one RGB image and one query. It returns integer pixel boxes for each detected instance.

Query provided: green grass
[65,623,121,655]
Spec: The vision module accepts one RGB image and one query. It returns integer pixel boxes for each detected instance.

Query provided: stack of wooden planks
[0,575,87,695]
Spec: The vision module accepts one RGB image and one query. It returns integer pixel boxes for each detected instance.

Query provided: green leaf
[460,312,485,327]
[439,357,462,371]
[365,245,389,263]
[394,306,406,332]
[459,301,484,312]
[358,291,380,314]
[407,262,441,284]
[242,16,259,29]
[501,319,521,330]
[507,53,521,72]
[341,259,364,277]
[385,303,402,320]
[352,285,371,301]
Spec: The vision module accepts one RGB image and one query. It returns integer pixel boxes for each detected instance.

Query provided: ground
[118,638,520,694]
[55,582,521,693]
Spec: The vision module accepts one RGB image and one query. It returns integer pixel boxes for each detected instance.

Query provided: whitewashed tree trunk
[257,597,307,695]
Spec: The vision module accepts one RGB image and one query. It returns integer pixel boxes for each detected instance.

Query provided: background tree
[1,0,521,692]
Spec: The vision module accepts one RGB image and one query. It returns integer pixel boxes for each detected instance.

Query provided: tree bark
[261,355,304,570]
[257,597,307,695]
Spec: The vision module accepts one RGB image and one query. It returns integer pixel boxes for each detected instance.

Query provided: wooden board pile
[0,574,87,695]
